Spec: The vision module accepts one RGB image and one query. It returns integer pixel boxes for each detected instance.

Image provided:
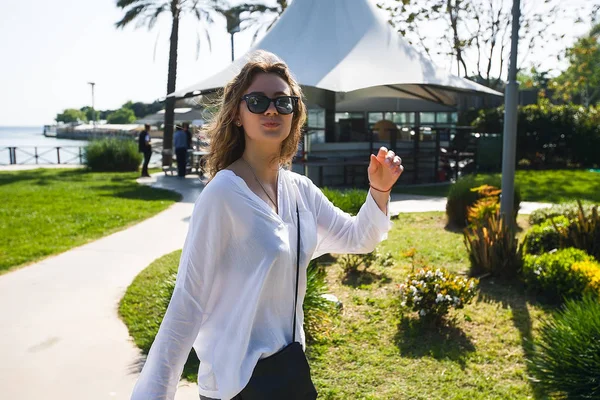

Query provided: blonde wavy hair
[203,50,307,179]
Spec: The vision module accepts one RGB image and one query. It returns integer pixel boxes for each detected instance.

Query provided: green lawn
[121,212,553,399]
[394,169,600,203]
[0,168,180,274]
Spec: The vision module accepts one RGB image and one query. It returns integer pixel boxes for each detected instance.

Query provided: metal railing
[1,146,85,166]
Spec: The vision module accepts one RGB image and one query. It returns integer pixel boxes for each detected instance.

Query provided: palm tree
[215,3,279,61]
[246,0,289,44]
[115,0,220,165]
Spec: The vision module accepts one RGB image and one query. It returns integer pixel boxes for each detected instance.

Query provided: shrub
[338,249,393,275]
[321,188,367,216]
[571,260,600,297]
[528,294,600,399]
[463,214,523,279]
[446,175,520,228]
[84,138,142,172]
[522,248,594,303]
[522,216,571,255]
[399,267,478,325]
[303,260,336,342]
[554,202,600,260]
[529,202,598,226]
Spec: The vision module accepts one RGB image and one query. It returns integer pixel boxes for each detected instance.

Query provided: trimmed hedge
[321,188,368,216]
[84,138,142,172]
[471,100,600,167]
[522,248,594,303]
[522,216,570,255]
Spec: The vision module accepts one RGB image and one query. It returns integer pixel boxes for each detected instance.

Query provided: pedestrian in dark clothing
[183,122,193,150]
[174,125,188,177]
[138,124,152,177]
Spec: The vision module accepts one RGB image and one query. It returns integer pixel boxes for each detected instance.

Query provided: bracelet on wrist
[369,184,392,193]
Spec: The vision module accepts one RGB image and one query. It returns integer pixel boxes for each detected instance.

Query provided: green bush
[522,216,571,255]
[463,214,523,279]
[528,294,600,399]
[321,188,368,216]
[446,175,521,228]
[84,138,142,172]
[303,260,336,342]
[529,202,598,225]
[399,267,478,325]
[522,248,594,303]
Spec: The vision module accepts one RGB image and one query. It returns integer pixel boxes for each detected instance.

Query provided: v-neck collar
[221,169,284,222]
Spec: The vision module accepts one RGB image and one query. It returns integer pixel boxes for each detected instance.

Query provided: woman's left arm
[308,146,403,258]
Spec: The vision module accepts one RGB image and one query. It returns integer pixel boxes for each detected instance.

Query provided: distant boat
[43,125,57,137]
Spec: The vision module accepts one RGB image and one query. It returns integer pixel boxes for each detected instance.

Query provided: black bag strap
[293,203,300,343]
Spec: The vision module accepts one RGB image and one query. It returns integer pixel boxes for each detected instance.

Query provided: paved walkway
[0,170,552,400]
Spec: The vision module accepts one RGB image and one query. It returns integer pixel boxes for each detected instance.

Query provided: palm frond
[146,5,168,30]
[115,5,148,28]
[116,0,147,8]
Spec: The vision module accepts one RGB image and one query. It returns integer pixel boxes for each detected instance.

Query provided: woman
[130,50,403,400]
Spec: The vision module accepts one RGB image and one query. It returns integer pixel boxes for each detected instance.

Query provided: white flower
[413,296,422,303]
[419,309,427,316]
[410,285,417,293]
[435,293,444,303]
[446,295,453,302]
[401,301,406,307]
[453,296,460,304]
[469,281,475,289]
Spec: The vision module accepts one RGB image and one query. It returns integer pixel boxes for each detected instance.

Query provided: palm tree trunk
[163,1,180,165]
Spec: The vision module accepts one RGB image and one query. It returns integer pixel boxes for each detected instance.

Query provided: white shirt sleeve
[302,177,392,258]
[130,182,230,400]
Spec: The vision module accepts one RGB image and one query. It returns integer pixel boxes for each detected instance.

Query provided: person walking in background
[174,124,188,177]
[138,124,152,177]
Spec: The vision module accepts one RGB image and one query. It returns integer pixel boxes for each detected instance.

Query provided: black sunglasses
[241,94,299,115]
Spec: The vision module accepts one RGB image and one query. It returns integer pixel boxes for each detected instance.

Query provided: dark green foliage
[529,202,599,225]
[84,138,142,172]
[303,260,336,342]
[522,248,594,304]
[472,100,600,167]
[528,294,600,399]
[321,188,368,216]
[523,216,571,255]
[446,175,520,228]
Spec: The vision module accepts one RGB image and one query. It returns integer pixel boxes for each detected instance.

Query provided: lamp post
[87,81,96,129]
[223,8,243,62]
[500,0,521,224]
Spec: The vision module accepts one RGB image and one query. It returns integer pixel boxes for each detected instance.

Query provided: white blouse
[130,168,392,400]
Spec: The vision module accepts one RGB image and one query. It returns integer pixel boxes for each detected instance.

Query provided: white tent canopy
[170,0,501,105]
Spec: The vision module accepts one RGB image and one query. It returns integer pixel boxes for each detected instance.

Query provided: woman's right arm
[131,185,229,400]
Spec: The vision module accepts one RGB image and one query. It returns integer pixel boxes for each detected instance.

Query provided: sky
[0,0,596,127]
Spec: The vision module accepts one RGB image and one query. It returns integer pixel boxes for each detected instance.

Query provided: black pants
[175,148,188,177]
[141,150,152,176]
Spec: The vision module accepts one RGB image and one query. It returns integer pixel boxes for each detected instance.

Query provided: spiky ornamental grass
[528,294,600,399]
